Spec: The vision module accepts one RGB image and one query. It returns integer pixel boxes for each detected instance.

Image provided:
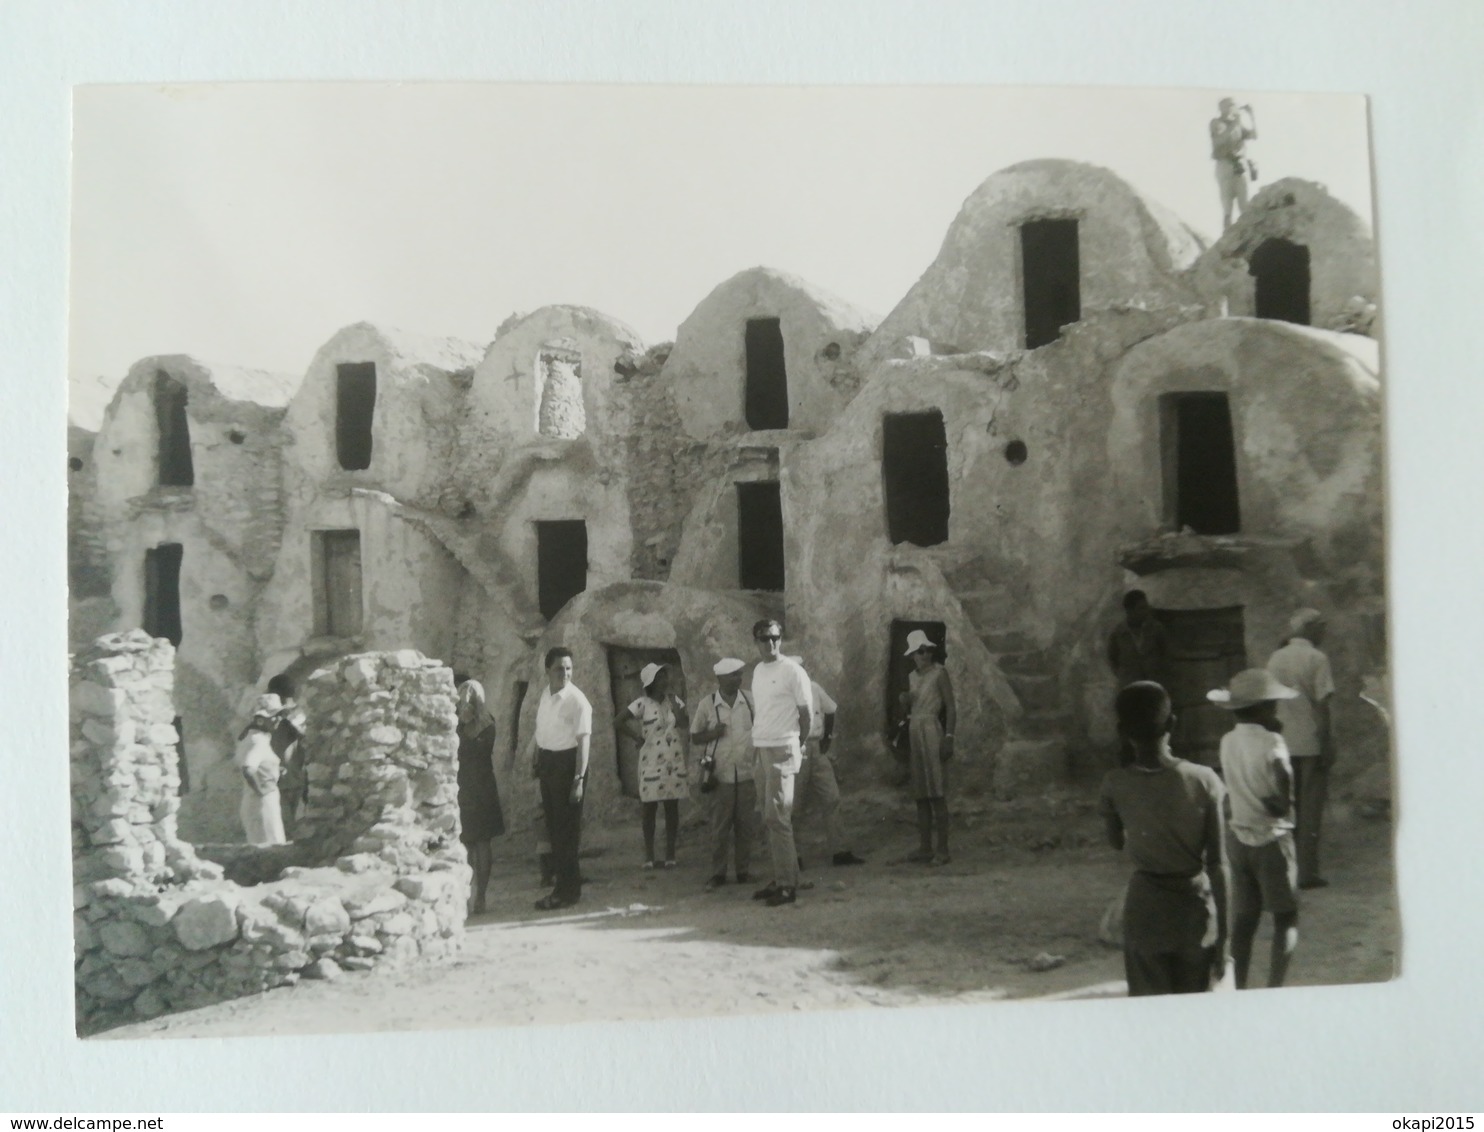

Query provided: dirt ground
[101,788,1399,1039]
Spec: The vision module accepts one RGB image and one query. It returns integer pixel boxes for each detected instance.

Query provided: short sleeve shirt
[690,691,755,781]
[1219,722,1295,846]
[750,659,812,747]
[534,683,593,751]
[1267,639,1335,758]
[1098,760,1226,877]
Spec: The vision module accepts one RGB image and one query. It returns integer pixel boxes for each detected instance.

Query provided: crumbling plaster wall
[859,160,1207,369]
[282,323,482,513]
[256,490,465,690]
[459,306,645,490]
[1191,178,1380,334]
[72,635,469,1034]
[68,423,116,644]
[666,267,879,442]
[1105,319,1386,773]
[91,357,296,841]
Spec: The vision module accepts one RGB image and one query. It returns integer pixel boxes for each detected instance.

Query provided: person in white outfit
[235,693,287,846]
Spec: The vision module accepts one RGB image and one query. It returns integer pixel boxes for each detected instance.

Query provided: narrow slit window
[313,530,363,637]
[1020,218,1081,349]
[142,542,184,647]
[1249,238,1312,325]
[154,371,194,487]
[883,411,950,547]
[1160,392,1241,535]
[744,317,789,429]
[736,481,785,591]
[509,680,529,755]
[536,520,588,620]
[336,362,377,470]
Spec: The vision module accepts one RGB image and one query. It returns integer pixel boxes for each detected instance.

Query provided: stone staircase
[977,627,1070,799]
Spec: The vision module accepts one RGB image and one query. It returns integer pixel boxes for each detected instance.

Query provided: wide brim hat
[639,662,666,689]
[1207,668,1299,710]
[903,630,935,656]
[713,658,746,676]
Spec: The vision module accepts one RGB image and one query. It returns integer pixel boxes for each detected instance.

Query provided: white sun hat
[903,630,936,656]
[639,662,666,689]
[1207,668,1299,710]
[713,658,746,676]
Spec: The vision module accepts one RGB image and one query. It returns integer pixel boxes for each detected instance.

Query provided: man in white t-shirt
[1267,608,1337,889]
[748,620,813,907]
[788,656,865,869]
[524,646,593,911]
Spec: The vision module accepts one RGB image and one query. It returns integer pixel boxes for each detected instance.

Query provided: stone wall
[72,633,469,1035]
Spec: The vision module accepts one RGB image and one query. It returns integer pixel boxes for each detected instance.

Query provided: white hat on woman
[903,630,936,656]
[639,662,665,689]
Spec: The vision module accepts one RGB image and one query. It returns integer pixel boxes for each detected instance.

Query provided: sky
[68,83,1373,428]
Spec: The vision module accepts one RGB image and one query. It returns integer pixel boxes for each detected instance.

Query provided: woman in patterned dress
[900,630,957,865]
[621,663,690,868]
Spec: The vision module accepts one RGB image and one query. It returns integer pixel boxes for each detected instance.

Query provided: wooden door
[1155,606,1246,770]
[322,531,363,637]
[606,646,686,799]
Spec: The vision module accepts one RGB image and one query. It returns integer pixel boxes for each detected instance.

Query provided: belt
[538,745,578,756]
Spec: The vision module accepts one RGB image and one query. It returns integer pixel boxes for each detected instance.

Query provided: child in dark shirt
[1099,682,1230,996]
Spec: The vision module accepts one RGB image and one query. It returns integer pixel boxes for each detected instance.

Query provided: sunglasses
[755,634,782,642]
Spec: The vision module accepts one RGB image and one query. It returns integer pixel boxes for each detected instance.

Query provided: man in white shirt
[748,620,812,907]
[788,656,865,869]
[690,657,757,890]
[1267,608,1337,889]
[1210,668,1300,989]
[525,646,592,911]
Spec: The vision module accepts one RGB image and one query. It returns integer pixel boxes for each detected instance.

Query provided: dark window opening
[142,542,184,647]
[1021,218,1081,349]
[336,362,377,471]
[154,371,194,487]
[509,680,529,756]
[736,482,785,591]
[744,317,789,430]
[1161,393,1241,535]
[1153,606,1247,770]
[536,520,588,621]
[1249,238,1311,325]
[313,530,363,637]
[1004,439,1028,466]
[69,456,84,472]
[607,646,685,799]
[883,411,950,547]
[886,620,947,734]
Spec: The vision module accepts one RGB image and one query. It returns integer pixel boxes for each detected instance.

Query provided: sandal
[663,860,677,870]
[642,861,655,871]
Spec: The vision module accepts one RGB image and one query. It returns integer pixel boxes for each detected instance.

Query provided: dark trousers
[538,747,583,901]
[1292,756,1330,883]
[1125,946,1215,996]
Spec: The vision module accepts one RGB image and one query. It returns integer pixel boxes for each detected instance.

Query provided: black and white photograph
[64,81,1398,1040]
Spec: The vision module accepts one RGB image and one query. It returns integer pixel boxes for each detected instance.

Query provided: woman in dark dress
[456,679,505,915]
